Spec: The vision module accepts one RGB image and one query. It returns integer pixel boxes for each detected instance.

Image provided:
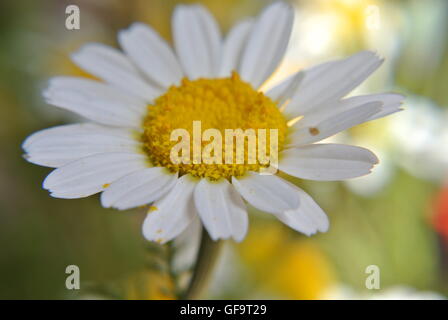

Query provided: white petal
[23,123,140,168]
[142,174,197,244]
[194,178,248,242]
[296,93,404,129]
[276,208,317,236]
[239,2,294,88]
[43,77,147,127]
[278,185,329,235]
[118,23,183,88]
[218,19,253,77]
[43,152,148,199]
[280,144,379,181]
[284,51,384,117]
[290,102,382,146]
[266,71,304,106]
[71,43,161,101]
[364,93,404,121]
[232,173,328,236]
[23,123,124,150]
[232,172,300,214]
[101,168,178,210]
[172,4,221,79]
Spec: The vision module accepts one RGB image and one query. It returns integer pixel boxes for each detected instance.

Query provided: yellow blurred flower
[306,0,382,45]
[238,221,335,299]
[126,271,175,300]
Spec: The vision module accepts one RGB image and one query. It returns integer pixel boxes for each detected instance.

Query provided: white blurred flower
[390,94,448,181]
[322,285,445,300]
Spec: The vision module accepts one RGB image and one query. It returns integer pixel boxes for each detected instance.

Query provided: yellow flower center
[142,72,288,180]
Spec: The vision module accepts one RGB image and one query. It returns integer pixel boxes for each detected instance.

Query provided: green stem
[182,227,224,300]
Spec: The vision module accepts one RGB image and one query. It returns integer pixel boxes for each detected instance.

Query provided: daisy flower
[22,2,403,244]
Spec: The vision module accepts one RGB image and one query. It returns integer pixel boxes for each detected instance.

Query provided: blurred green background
[1,0,448,299]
